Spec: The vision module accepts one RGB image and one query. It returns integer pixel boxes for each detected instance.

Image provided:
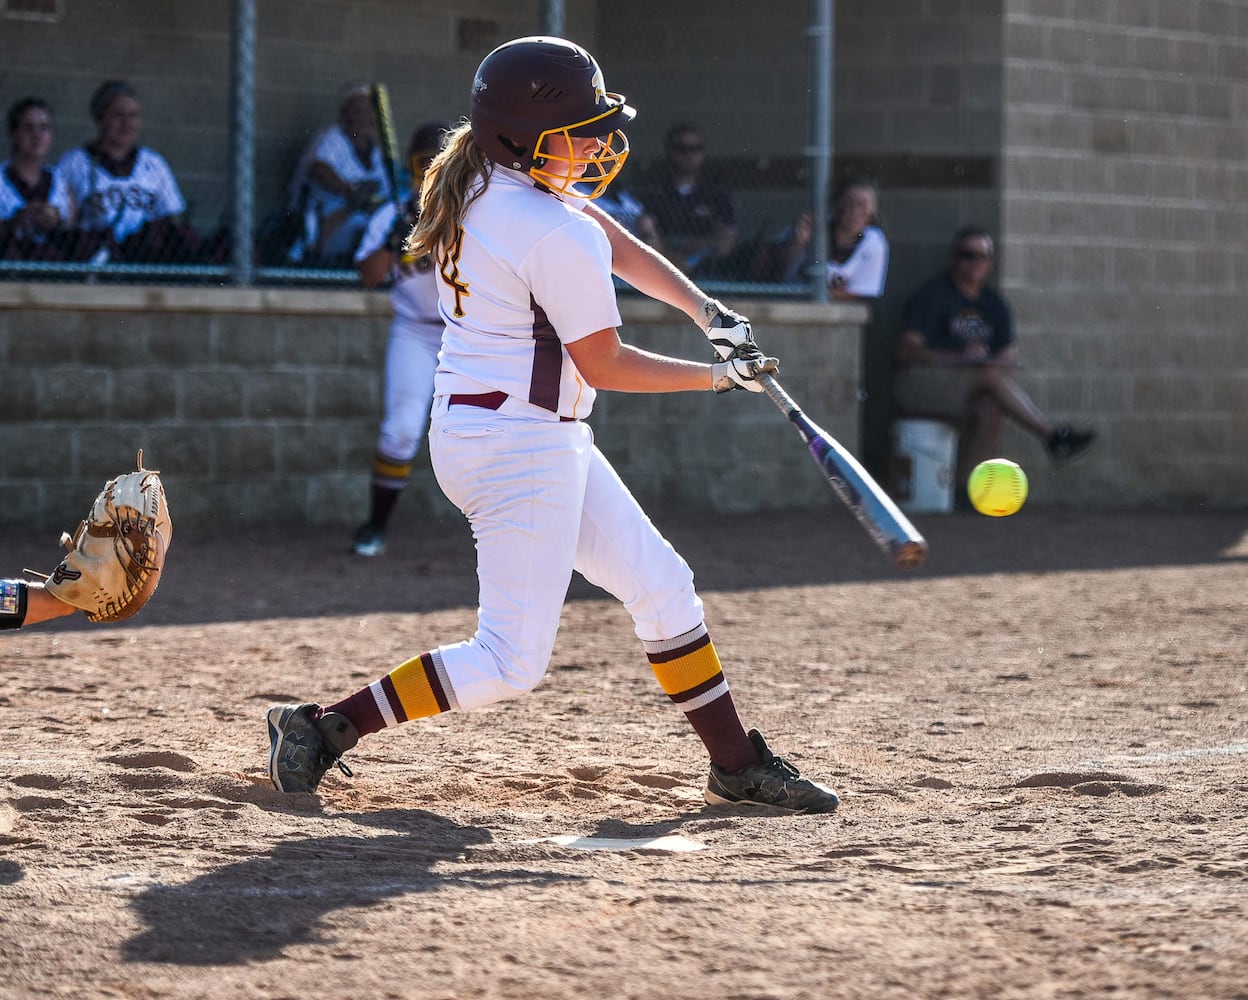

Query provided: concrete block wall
[1000,0,1248,507]
[835,2,1008,480]
[0,284,865,531]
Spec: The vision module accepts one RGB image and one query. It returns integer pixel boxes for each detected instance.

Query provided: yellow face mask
[529,117,630,200]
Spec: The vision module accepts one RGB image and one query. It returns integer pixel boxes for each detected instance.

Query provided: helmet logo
[472,75,487,95]
[591,68,605,104]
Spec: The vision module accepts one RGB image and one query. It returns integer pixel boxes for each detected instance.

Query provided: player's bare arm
[588,204,759,368]
[897,328,967,365]
[568,328,775,395]
[566,327,713,393]
[586,203,706,323]
[357,246,392,288]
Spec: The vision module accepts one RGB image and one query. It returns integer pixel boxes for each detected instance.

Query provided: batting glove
[699,298,756,361]
[712,347,779,393]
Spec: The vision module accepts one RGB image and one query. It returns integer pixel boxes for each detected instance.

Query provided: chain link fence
[1,2,836,297]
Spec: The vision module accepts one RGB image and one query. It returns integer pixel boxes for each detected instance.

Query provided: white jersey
[298,125,394,220]
[827,224,889,298]
[355,200,443,342]
[0,162,74,238]
[57,145,185,240]
[432,167,621,421]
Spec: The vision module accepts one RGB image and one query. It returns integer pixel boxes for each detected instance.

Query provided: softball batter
[352,121,452,558]
[268,36,840,814]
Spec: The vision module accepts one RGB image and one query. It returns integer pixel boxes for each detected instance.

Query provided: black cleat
[351,522,387,557]
[1046,426,1096,462]
[706,729,840,814]
[267,703,359,793]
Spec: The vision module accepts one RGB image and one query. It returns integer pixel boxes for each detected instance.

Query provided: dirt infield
[2,505,1247,999]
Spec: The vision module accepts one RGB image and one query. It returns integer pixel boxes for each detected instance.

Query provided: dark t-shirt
[901,274,1014,356]
[642,176,734,245]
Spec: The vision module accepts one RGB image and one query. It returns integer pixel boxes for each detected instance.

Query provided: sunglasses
[670,141,703,154]
[956,248,993,262]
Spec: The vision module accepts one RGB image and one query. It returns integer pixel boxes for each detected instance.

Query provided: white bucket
[891,418,957,514]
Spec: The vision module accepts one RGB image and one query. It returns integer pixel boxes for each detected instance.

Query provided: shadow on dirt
[121,808,575,965]
[4,507,1243,627]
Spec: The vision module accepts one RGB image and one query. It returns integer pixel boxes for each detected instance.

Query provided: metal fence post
[230,0,256,286]
[541,1,565,36]
[808,0,834,302]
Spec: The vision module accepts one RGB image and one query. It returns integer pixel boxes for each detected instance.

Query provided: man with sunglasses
[894,225,1096,501]
[641,122,737,277]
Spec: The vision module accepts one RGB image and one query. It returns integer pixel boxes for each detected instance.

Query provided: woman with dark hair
[57,79,197,263]
[0,97,74,259]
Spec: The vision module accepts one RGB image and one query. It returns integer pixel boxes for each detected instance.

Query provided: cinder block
[149,319,214,366]
[114,370,179,420]
[215,425,279,478]
[140,428,212,480]
[0,371,39,422]
[38,370,112,420]
[312,371,381,419]
[244,372,312,419]
[182,370,249,419]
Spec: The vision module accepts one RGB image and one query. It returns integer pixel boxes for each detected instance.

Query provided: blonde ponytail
[405,123,491,260]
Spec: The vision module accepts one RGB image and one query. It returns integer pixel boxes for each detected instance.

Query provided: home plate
[523,835,706,853]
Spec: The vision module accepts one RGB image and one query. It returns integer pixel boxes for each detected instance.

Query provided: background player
[268,36,840,814]
[352,120,453,558]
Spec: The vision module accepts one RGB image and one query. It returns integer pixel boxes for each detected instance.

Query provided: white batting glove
[699,298,756,361]
[712,348,779,394]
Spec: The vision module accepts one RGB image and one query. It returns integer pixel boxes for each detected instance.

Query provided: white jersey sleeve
[827,225,889,298]
[355,200,395,263]
[356,199,443,343]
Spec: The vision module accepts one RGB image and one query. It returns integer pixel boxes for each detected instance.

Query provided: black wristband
[1,579,28,630]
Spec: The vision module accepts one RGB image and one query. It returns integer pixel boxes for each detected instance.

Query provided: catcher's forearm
[1,580,78,630]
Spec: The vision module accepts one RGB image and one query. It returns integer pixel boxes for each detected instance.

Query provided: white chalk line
[1082,742,1248,765]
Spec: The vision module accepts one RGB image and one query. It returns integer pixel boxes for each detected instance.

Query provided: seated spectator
[286,82,394,266]
[0,97,74,260]
[639,121,736,277]
[58,80,199,263]
[894,225,1096,496]
[750,176,889,299]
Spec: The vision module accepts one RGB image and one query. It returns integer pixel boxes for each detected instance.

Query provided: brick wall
[0,284,865,530]
[1000,0,1248,506]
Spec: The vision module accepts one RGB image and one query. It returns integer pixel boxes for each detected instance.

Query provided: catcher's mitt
[44,451,172,623]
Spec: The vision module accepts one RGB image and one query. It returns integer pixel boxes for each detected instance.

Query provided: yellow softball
[967,459,1028,517]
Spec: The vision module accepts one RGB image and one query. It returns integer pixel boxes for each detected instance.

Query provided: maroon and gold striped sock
[323,650,456,737]
[644,624,759,772]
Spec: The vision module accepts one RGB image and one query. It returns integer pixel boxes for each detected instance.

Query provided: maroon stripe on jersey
[421,652,453,714]
[527,296,562,413]
[645,631,713,664]
[379,674,408,723]
[668,671,726,706]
